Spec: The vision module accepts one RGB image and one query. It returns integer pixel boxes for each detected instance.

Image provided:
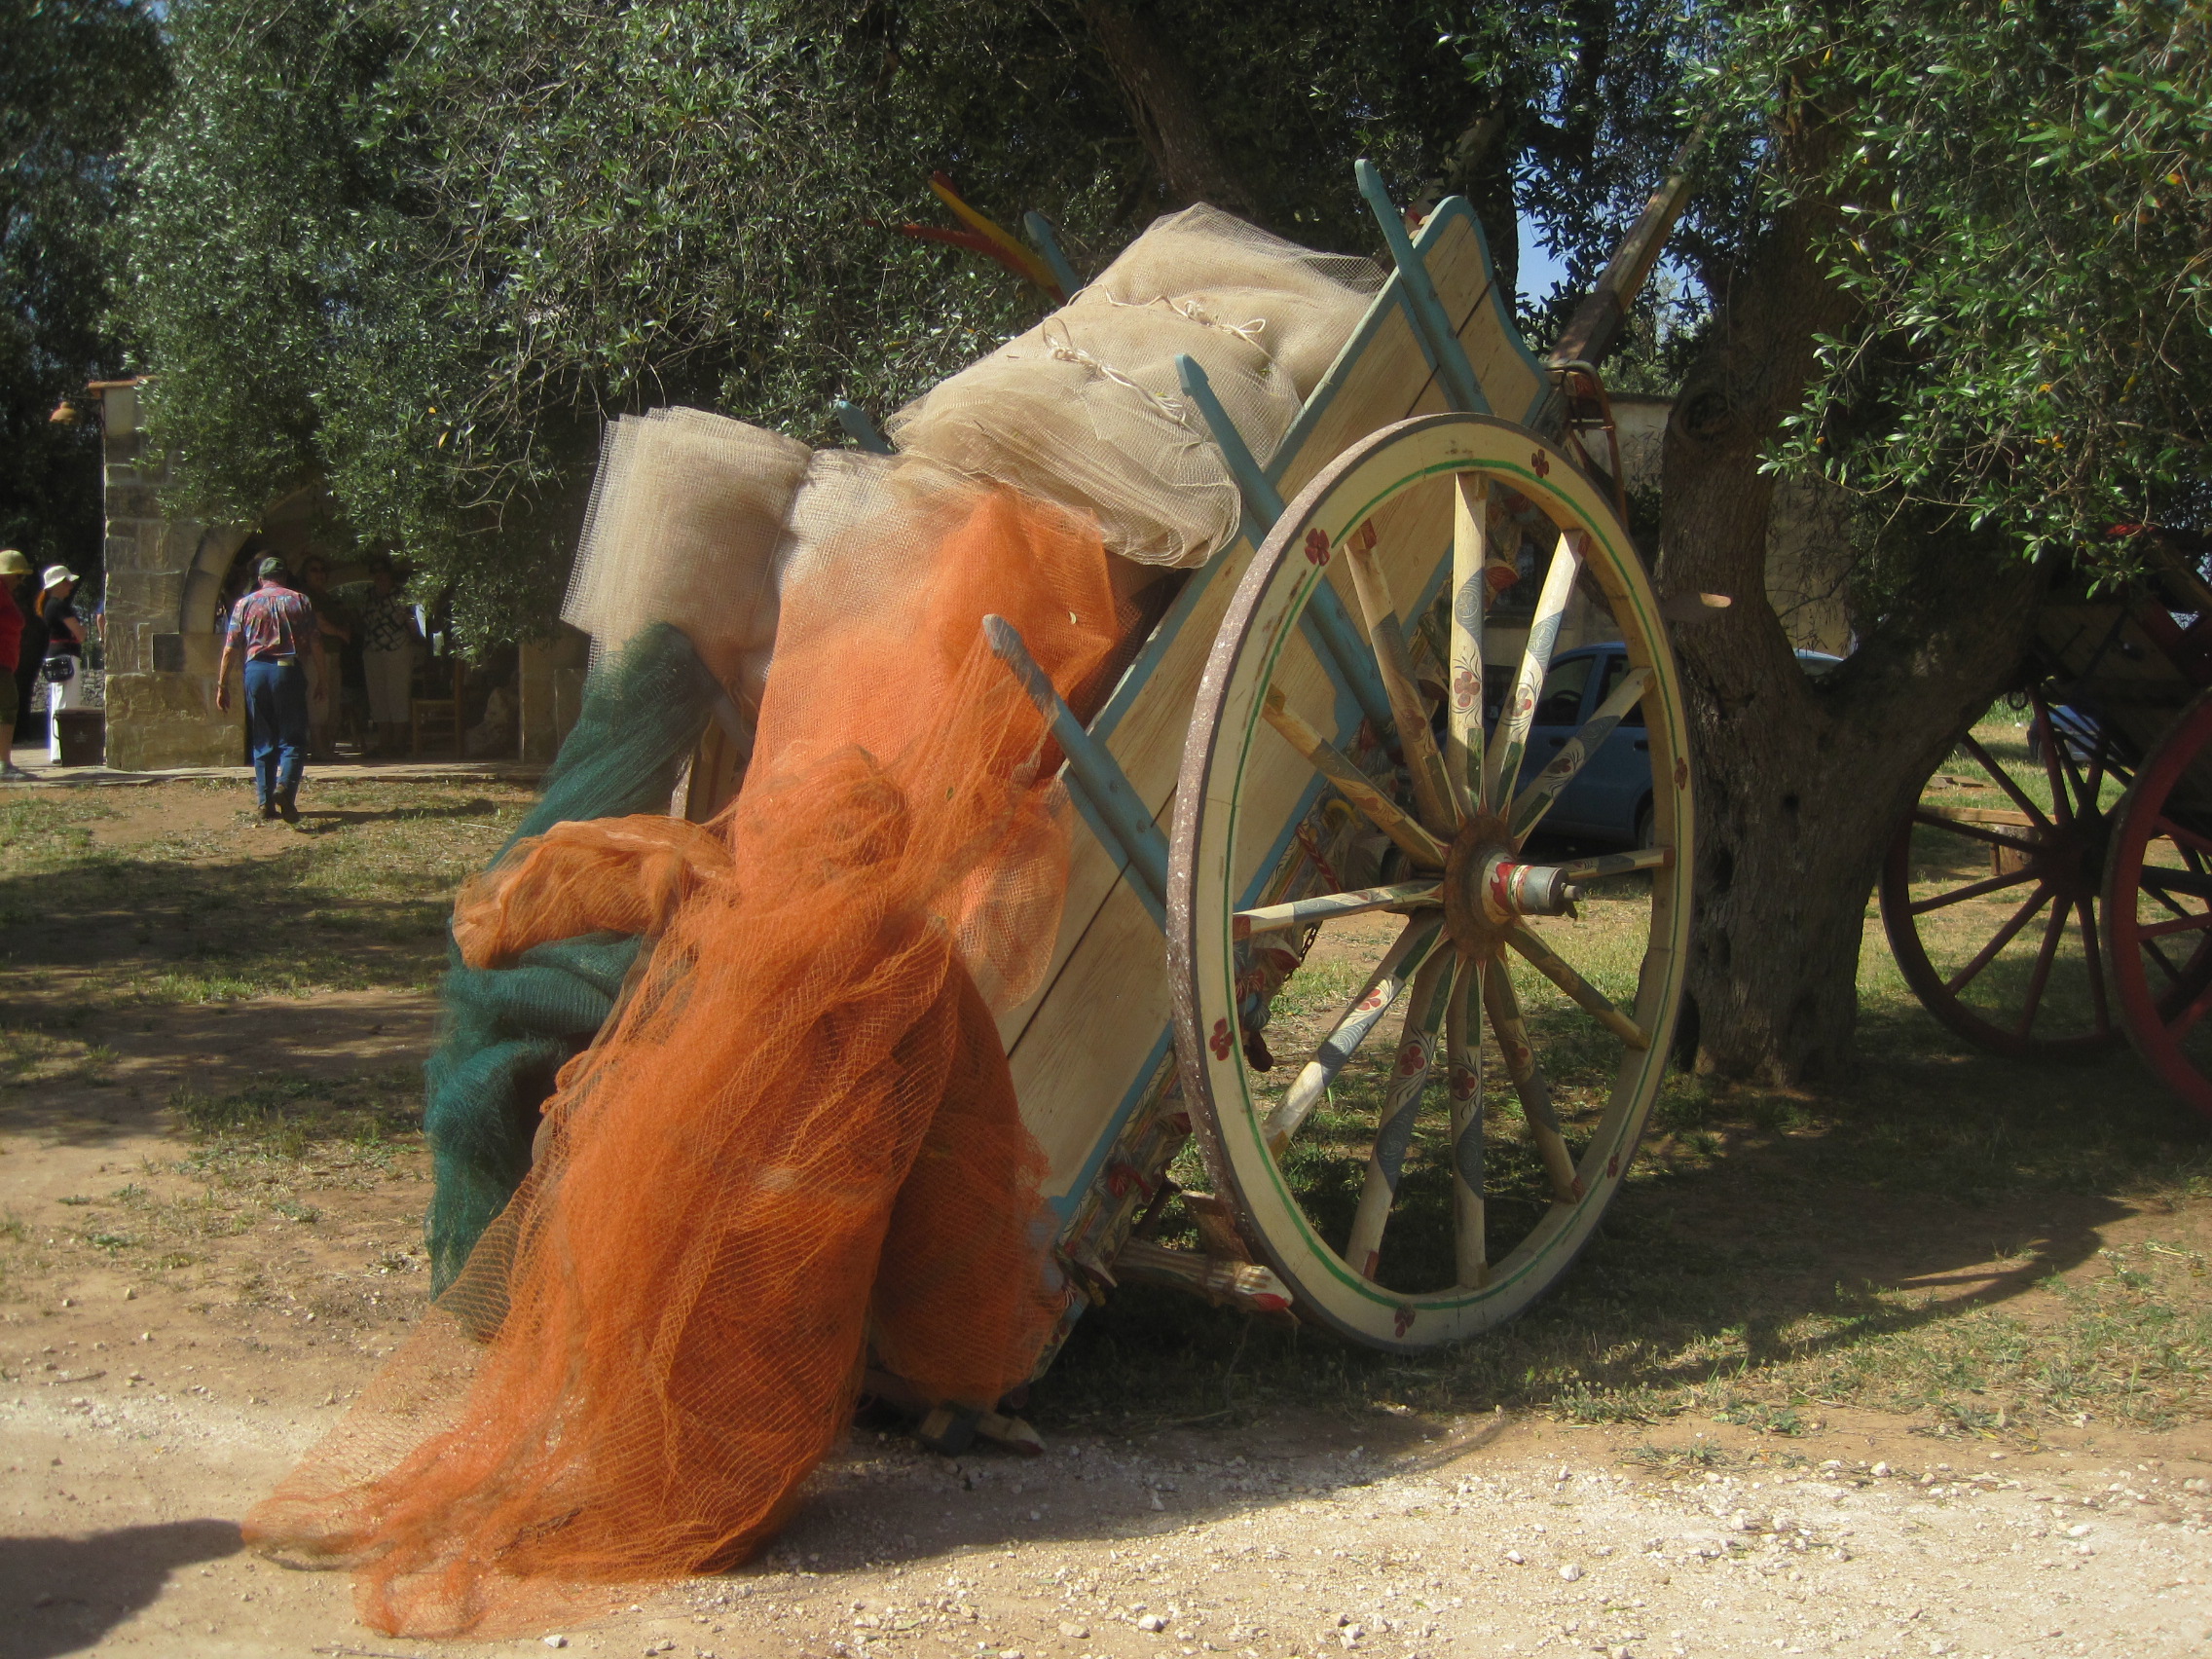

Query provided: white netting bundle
[562,205,1385,699]
[561,409,811,694]
[889,205,1382,567]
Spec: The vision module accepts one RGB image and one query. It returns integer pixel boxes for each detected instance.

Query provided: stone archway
[177,526,250,639]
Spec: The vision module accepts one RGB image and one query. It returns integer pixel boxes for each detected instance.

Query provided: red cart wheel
[1877,683,2120,1059]
[2102,688,2212,1118]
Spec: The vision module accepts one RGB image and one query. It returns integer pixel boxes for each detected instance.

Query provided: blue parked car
[1503,641,1842,846]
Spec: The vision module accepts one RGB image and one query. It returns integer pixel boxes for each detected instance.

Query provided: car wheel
[1634,799,1656,850]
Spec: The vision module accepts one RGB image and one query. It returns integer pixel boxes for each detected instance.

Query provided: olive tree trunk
[1076,0,1257,218]
[1655,166,2045,1085]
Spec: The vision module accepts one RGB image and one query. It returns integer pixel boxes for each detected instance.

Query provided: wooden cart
[682,165,1700,1390]
[1880,537,2212,1116]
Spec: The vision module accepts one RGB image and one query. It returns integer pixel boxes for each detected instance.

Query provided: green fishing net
[423,624,719,1290]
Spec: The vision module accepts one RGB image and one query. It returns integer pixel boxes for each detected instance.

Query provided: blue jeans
[244,657,310,805]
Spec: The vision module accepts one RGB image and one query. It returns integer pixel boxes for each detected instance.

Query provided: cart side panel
[1000,206,1511,1064]
[1009,208,1533,1209]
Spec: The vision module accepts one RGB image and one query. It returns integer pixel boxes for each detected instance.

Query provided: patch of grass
[0,780,535,1008]
[171,1069,422,1191]
[0,795,120,858]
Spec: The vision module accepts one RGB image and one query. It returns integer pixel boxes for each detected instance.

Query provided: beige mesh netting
[891,204,1382,567]
[561,408,810,694]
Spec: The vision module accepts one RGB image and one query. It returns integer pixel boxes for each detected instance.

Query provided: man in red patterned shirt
[217,555,324,825]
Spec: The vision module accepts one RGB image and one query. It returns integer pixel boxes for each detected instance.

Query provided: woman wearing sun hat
[39,566,88,763]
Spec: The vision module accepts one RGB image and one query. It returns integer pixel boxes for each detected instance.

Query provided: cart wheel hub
[1443,812,1581,952]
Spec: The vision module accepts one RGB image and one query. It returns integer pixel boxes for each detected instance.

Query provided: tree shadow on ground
[0,843,452,994]
[291,797,512,831]
[1043,984,2209,1434]
[0,1519,240,1658]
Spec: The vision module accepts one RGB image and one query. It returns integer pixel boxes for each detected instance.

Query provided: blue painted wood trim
[1175,353,1390,732]
[1176,353,1287,521]
[1022,211,1082,299]
[1302,581,1392,734]
[1355,161,1485,415]
[985,615,1167,922]
[1048,1026,1174,1225]
[832,399,894,454]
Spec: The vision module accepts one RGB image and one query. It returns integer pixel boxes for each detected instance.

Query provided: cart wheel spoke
[2014,899,2071,1036]
[1508,666,1651,846]
[2135,907,2212,941]
[2079,720,2117,816]
[1343,520,1458,834]
[1478,955,1583,1205]
[1264,916,1446,1151]
[2170,975,2212,1038]
[1482,531,1582,814]
[1505,924,1649,1050]
[2030,689,2073,828]
[1910,805,2044,855]
[1906,863,2042,915]
[2156,815,2212,861]
[1235,881,1442,938]
[1558,847,1675,882]
[1444,960,1489,1288]
[1261,686,1448,867]
[2140,857,2212,902]
[1344,952,1453,1279]
[2145,875,2195,920]
[1444,475,1489,822]
[1958,732,2054,831]
[2055,719,2102,824]
[2078,896,2111,1032]
[1941,885,2053,994]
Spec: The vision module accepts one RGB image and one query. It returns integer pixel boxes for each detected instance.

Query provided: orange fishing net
[244,478,1120,1636]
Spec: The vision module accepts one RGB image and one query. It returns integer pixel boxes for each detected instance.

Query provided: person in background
[0,550,32,779]
[298,554,355,759]
[357,558,419,757]
[39,567,87,764]
[11,557,46,759]
[216,555,324,825]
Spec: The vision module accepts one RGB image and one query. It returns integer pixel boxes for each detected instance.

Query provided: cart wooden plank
[1001,203,1548,1210]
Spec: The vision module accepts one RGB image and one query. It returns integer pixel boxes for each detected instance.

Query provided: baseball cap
[257,555,288,580]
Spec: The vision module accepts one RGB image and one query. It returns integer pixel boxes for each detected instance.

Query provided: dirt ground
[4,780,2211,1657]
[5,1002,2209,1659]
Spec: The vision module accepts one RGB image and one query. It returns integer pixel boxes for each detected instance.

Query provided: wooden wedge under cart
[682,166,1701,1416]
[1880,535,2212,1118]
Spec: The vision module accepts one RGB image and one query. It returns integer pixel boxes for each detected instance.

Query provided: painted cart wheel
[1167,413,1692,1351]
[2103,687,2212,1119]
[1877,683,2120,1060]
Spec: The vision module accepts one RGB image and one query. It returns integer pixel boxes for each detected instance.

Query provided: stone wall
[95,381,241,771]
[517,630,589,762]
